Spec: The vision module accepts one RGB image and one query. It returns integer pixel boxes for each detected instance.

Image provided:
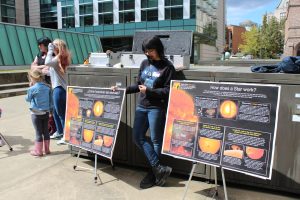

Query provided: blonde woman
[45,39,71,144]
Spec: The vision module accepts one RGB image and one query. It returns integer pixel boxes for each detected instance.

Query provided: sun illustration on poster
[219,100,238,119]
[198,137,221,154]
[163,88,198,153]
[83,129,94,143]
[93,101,104,117]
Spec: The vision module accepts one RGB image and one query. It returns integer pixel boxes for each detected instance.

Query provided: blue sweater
[25,82,52,112]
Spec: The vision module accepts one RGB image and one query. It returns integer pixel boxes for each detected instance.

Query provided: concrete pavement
[0,95,298,200]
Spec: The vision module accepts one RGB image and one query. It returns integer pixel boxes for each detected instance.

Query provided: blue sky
[227,0,280,25]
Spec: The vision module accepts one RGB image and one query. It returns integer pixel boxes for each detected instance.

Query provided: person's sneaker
[56,138,66,145]
[50,132,63,139]
[140,170,156,189]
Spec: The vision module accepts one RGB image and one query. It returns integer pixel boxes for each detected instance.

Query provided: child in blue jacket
[26,69,52,156]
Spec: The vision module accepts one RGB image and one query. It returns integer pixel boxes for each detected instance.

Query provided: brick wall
[284,0,300,56]
[226,26,246,54]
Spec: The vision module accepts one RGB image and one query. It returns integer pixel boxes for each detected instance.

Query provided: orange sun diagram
[65,88,80,144]
[93,101,104,117]
[83,129,94,143]
[198,137,221,154]
[163,86,198,153]
[219,100,238,119]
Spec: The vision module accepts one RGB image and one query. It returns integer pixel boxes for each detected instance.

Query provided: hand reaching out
[138,85,147,94]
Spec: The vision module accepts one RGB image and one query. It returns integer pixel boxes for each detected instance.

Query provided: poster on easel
[64,86,125,159]
[162,80,281,179]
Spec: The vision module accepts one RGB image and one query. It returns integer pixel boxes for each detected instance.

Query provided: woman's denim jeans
[133,106,166,167]
[53,86,66,134]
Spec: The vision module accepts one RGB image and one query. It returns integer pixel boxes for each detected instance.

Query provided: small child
[26,69,52,156]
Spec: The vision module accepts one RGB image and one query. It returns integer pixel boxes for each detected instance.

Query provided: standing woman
[31,37,52,84]
[45,39,71,144]
[116,36,176,189]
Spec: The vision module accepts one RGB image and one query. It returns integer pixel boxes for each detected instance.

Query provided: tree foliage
[239,26,260,58]
[239,15,284,59]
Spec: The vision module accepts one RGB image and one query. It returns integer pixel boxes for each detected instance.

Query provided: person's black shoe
[152,164,172,186]
[140,170,156,189]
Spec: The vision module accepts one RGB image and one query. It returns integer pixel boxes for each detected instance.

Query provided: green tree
[260,15,269,58]
[268,17,283,58]
[240,15,284,59]
[239,26,260,58]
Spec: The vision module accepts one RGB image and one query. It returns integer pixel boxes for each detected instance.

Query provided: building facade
[57,0,225,62]
[0,0,225,62]
[0,0,56,28]
[267,0,289,22]
[226,25,246,55]
[284,0,300,56]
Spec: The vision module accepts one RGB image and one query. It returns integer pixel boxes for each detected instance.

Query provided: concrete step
[0,88,27,99]
[0,82,29,91]
[0,71,28,85]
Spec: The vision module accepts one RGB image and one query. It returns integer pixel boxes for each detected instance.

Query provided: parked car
[242,55,253,60]
[230,53,243,59]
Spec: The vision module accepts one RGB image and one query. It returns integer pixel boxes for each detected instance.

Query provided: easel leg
[182,162,197,200]
[73,149,101,184]
[221,168,228,200]
[214,166,218,196]
[110,159,115,170]
[0,133,13,151]
[73,148,82,170]
[94,154,98,183]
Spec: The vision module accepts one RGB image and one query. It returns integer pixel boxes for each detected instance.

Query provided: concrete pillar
[74,0,80,27]
[15,0,25,25]
[183,0,190,19]
[135,0,141,22]
[158,0,164,20]
[57,2,62,29]
[28,0,41,27]
[93,0,99,26]
[113,0,119,24]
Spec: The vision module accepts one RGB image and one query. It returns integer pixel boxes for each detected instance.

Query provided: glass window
[80,15,93,26]
[62,7,74,17]
[165,7,183,20]
[190,0,196,19]
[141,0,158,8]
[280,12,286,20]
[1,0,15,6]
[119,0,134,11]
[119,11,134,23]
[1,6,16,17]
[165,0,183,6]
[40,0,57,12]
[2,16,16,23]
[141,9,158,21]
[62,17,75,28]
[79,0,92,3]
[80,4,93,15]
[99,13,113,24]
[98,1,113,13]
